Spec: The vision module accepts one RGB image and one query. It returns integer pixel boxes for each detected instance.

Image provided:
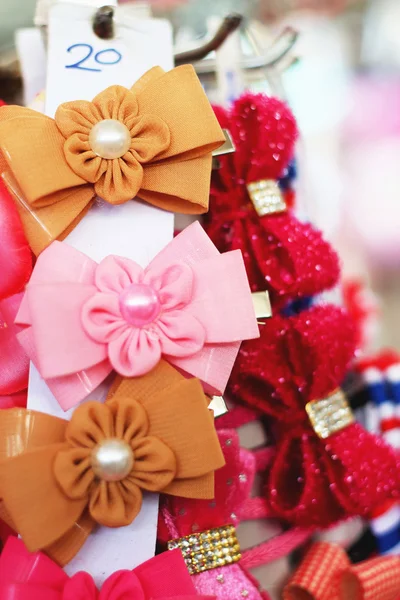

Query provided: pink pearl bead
[119,283,160,327]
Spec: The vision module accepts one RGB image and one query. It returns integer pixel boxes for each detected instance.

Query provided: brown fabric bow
[0,65,225,255]
[0,360,224,565]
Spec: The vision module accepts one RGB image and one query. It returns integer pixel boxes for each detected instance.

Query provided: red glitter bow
[228,305,400,527]
[158,430,271,600]
[205,94,340,306]
[284,542,400,600]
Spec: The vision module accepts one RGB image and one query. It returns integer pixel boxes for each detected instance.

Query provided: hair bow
[228,305,400,527]
[16,221,258,411]
[0,180,32,300]
[205,93,340,306]
[0,294,29,398]
[284,541,400,600]
[0,65,225,255]
[0,538,215,600]
[159,430,271,600]
[0,360,224,565]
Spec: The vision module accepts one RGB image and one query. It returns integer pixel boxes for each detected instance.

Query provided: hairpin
[0,537,215,599]
[0,65,225,255]
[0,180,32,301]
[205,93,340,306]
[16,221,259,411]
[284,541,400,600]
[0,294,29,400]
[0,360,224,565]
[227,305,399,527]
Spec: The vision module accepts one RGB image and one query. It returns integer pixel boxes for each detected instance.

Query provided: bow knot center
[91,438,134,482]
[119,283,161,327]
[89,119,132,160]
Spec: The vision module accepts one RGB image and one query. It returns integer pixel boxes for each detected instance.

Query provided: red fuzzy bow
[228,305,400,527]
[0,537,213,600]
[159,430,271,600]
[205,94,339,306]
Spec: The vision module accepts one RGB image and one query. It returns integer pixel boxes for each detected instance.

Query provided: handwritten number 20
[66,44,122,72]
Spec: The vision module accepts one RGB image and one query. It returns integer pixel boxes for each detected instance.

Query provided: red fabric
[228,305,400,527]
[205,93,340,306]
[0,537,212,599]
[0,293,29,395]
[0,179,32,300]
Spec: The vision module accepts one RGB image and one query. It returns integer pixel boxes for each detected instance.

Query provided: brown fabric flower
[55,85,170,204]
[54,396,176,527]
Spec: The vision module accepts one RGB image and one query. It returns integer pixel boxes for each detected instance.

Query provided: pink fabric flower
[82,257,205,377]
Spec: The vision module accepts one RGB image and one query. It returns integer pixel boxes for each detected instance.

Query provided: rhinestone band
[305,388,354,439]
[168,524,241,574]
[247,180,287,216]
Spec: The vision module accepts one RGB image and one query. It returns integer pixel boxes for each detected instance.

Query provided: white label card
[27,2,174,583]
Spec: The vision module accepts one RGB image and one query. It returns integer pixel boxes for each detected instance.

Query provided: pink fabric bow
[159,430,270,600]
[16,221,258,410]
[0,293,29,400]
[0,537,214,600]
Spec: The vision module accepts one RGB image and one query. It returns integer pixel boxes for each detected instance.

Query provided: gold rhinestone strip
[305,388,354,439]
[247,180,287,217]
[168,524,241,575]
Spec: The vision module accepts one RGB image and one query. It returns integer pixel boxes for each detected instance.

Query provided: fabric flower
[54,396,176,527]
[55,85,170,204]
[82,256,205,377]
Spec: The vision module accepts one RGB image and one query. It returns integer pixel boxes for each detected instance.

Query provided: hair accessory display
[284,541,400,600]
[228,305,400,527]
[0,180,32,301]
[16,221,259,410]
[0,361,224,565]
[0,537,215,600]
[205,93,340,305]
[0,65,225,255]
[159,430,270,600]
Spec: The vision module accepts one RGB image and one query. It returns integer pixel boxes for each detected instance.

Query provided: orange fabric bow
[0,65,225,255]
[0,361,224,566]
[284,542,400,600]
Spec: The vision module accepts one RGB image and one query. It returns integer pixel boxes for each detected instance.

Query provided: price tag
[27,1,174,583]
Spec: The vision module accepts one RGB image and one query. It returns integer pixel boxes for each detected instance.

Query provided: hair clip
[228,305,399,527]
[0,65,225,255]
[205,93,340,306]
[284,541,400,600]
[16,221,259,411]
[0,361,224,565]
[0,294,29,399]
[159,429,272,600]
[0,180,32,301]
[0,537,214,599]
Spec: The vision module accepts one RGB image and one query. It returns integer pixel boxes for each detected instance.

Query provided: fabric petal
[63,572,98,600]
[130,114,170,164]
[129,435,176,492]
[99,571,145,600]
[156,311,206,358]
[94,157,144,205]
[108,328,162,377]
[143,262,194,311]
[88,479,142,527]
[55,99,101,138]
[53,447,94,500]
[92,85,139,123]
[82,293,126,344]
[94,256,143,294]
[107,396,149,443]
[62,135,106,184]
[64,401,114,447]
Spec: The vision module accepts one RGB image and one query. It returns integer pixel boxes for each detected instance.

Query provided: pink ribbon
[0,293,29,397]
[16,221,258,410]
[0,537,214,600]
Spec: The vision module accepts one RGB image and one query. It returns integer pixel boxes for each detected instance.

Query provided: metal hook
[93,5,115,40]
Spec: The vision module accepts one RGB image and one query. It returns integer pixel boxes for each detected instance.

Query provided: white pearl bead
[91,438,134,482]
[89,119,131,160]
